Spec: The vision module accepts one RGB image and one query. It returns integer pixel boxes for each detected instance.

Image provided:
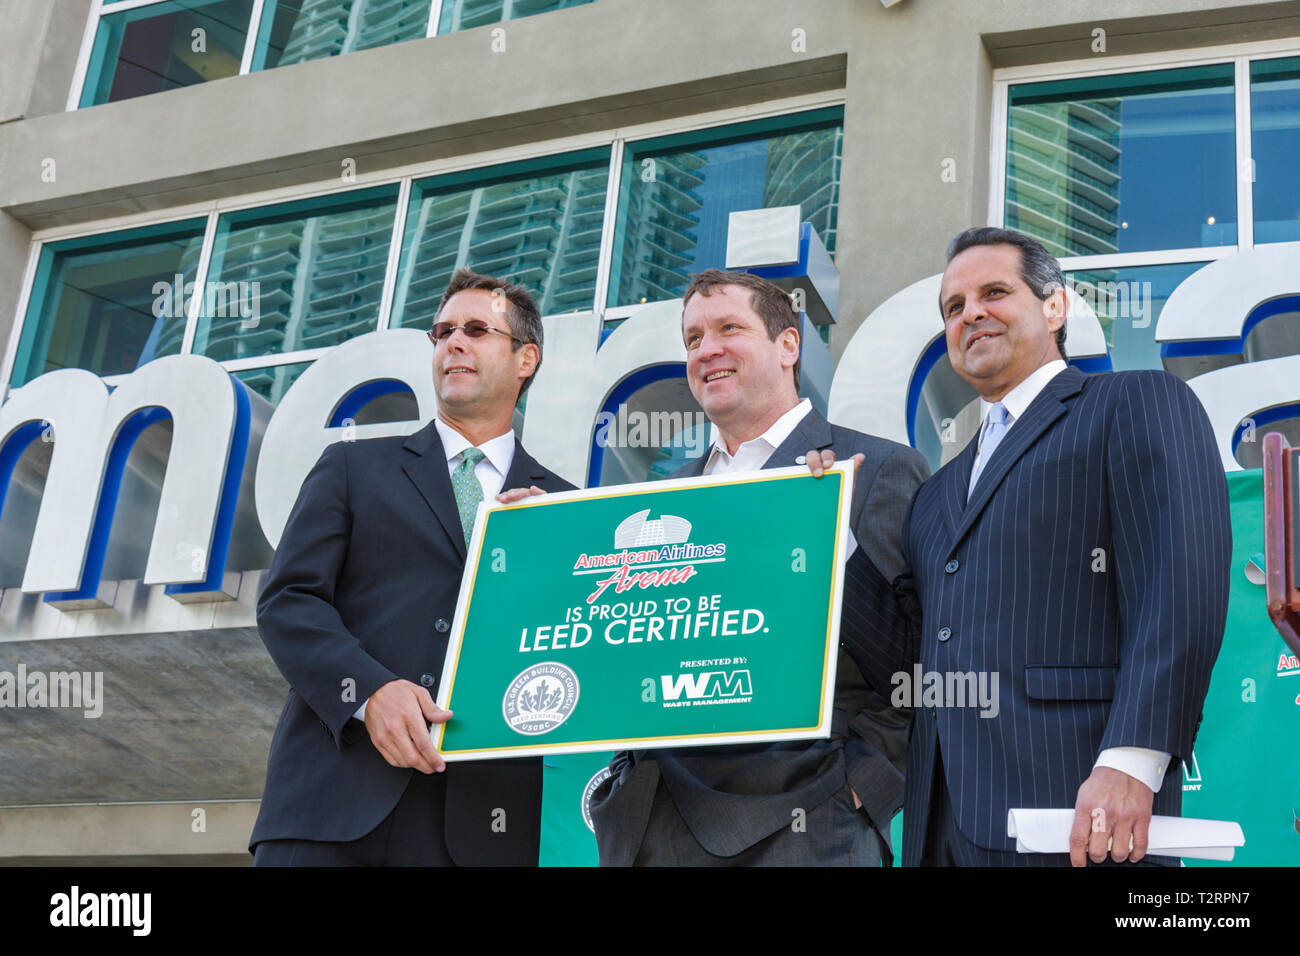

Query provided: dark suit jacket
[591,406,929,863]
[842,368,1231,865]
[249,419,573,865]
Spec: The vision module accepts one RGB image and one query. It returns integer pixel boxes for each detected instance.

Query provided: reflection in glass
[436,0,595,34]
[252,0,433,71]
[80,0,255,107]
[391,154,609,329]
[1006,66,1236,256]
[1251,56,1300,244]
[10,220,206,387]
[593,376,707,487]
[608,111,842,307]
[233,361,311,404]
[195,185,399,361]
[1066,262,1202,371]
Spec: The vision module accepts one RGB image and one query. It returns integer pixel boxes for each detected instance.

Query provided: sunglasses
[428,319,521,344]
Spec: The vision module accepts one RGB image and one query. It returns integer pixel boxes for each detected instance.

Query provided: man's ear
[778,325,801,369]
[1044,285,1067,335]
[516,342,540,380]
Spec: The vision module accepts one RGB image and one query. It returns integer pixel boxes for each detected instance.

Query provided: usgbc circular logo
[502,662,579,736]
[581,767,613,832]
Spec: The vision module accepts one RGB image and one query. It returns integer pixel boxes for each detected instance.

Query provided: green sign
[435,465,854,760]
[1182,468,1300,866]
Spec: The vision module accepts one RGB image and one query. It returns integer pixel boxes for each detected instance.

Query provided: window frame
[990,38,1300,276]
[4,92,844,395]
[66,0,604,111]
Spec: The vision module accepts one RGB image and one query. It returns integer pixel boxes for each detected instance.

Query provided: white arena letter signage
[254,329,438,548]
[1155,242,1300,471]
[0,356,246,602]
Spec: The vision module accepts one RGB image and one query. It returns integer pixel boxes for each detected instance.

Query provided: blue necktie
[967,402,1011,500]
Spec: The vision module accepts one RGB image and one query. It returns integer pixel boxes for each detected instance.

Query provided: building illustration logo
[614,509,691,548]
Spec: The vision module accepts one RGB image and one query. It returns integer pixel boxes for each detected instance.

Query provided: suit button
[435,618,450,632]
[420,673,436,688]
[945,559,959,574]
[937,626,952,642]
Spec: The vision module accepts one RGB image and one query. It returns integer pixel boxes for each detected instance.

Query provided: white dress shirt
[354,420,516,722]
[702,398,813,476]
[971,359,1169,793]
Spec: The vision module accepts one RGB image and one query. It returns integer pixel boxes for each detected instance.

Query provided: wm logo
[661,670,752,700]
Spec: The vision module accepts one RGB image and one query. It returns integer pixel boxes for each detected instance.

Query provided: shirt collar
[978,359,1068,427]
[705,398,813,469]
[434,419,515,476]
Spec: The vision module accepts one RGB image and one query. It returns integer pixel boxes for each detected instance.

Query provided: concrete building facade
[2,0,1299,863]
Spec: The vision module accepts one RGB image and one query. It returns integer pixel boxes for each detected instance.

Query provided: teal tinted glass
[234,361,311,403]
[195,185,400,361]
[436,0,594,33]
[10,220,206,387]
[80,0,255,107]
[251,0,432,71]
[1007,66,1236,256]
[391,152,609,328]
[608,110,843,307]
[1066,262,1203,371]
[1250,56,1300,244]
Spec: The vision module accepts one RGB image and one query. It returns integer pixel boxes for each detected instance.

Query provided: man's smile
[965,329,1000,350]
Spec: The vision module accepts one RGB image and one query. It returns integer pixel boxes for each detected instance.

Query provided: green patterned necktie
[451,447,486,549]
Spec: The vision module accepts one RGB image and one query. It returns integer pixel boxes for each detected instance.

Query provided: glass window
[1006,66,1236,257]
[251,0,433,72]
[435,0,595,34]
[591,377,706,487]
[10,219,206,387]
[1065,262,1203,371]
[1250,56,1300,244]
[607,109,843,307]
[80,0,256,108]
[390,151,609,329]
[233,361,312,404]
[194,185,400,361]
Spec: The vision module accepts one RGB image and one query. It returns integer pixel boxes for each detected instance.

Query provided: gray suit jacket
[589,406,929,863]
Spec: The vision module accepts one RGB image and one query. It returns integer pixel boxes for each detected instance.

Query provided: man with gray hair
[251,268,572,866]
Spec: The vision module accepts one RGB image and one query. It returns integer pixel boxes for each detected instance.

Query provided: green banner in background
[1182,468,1300,866]
[540,751,616,867]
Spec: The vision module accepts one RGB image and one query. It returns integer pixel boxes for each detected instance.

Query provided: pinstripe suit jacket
[842,367,1231,864]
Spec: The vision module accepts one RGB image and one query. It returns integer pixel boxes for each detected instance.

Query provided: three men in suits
[250,269,572,866]
[590,269,929,865]
[836,227,1231,866]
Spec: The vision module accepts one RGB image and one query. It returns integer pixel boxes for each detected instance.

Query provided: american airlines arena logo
[0,242,1297,613]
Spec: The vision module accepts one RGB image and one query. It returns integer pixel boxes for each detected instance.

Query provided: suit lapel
[502,441,550,489]
[941,438,978,536]
[765,407,834,471]
[681,405,831,476]
[402,420,467,560]
[951,366,1086,547]
[678,455,709,478]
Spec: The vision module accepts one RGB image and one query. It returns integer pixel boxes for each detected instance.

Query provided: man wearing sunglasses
[251,268,573,866]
